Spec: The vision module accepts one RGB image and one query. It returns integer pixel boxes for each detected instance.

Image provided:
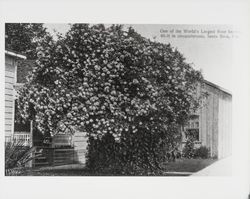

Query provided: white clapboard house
[4,50,29,145]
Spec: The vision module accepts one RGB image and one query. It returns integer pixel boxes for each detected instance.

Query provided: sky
[44,24,233,92]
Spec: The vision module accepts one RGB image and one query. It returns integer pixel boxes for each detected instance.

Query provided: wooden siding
[198,82,232,159]
[199,86,219,157]
[218,93,232,159]
[72,130,88,164]
[52,130,88,165]
[5,55,16,139]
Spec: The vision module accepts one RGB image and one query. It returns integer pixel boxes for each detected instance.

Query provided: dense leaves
[86,124,182,174]
[5,140,36,174]
[194,146,210,159]
[17,24,204,174]
[5,23,50,59]
[182,137,196,159]
[183,138,210,159]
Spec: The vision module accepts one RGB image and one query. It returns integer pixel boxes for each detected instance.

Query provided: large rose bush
[18,24,204,174]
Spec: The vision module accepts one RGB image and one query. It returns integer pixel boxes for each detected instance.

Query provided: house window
[185,115,200,141]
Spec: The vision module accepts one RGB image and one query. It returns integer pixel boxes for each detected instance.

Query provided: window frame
[184,114,200,142]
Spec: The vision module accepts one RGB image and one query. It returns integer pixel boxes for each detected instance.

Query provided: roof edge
[204,79,232,96]
[5,50,27,60]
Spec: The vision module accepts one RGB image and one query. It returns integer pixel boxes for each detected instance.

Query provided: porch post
[30,120,33,147]
[28,120,33,167]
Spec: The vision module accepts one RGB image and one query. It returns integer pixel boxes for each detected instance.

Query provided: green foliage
[5,23,50,59]
[86,124,181,175]
[18,24,203,137]
[17,24,204,174]
[183,140,210,159]
[194,146,210,159]
[5,140,36,175]
[182,137,196,159]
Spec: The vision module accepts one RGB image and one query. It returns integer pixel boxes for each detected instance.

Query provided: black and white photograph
[1,1,250,199]
[5,23,233,176]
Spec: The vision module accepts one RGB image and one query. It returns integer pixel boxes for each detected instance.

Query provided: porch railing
[13,133,30,146]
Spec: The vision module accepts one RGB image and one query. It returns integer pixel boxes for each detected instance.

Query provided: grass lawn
[20,168,92,176]
[12,158,217,176]
[162,158,216,173]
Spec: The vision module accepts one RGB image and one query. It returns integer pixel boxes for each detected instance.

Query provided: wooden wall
[199,82,232,159]
[52,130,88,164]
[72,130,88,164]
[218,91,232,159]
[5,55,16,142]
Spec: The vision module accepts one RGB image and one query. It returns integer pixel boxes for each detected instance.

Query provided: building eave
[204,79,232,96]
[5,50,27,60]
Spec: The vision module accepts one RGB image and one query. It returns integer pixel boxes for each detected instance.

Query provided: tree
[17,24,204,174]
[5,23,50,59]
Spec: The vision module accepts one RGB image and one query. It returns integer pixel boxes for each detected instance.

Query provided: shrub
[86,124,181,175]
[86,131,165,175]
[194,146,209,159]
[5,140,36,175]
[17,24,204,175]
[182,138,196,158]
